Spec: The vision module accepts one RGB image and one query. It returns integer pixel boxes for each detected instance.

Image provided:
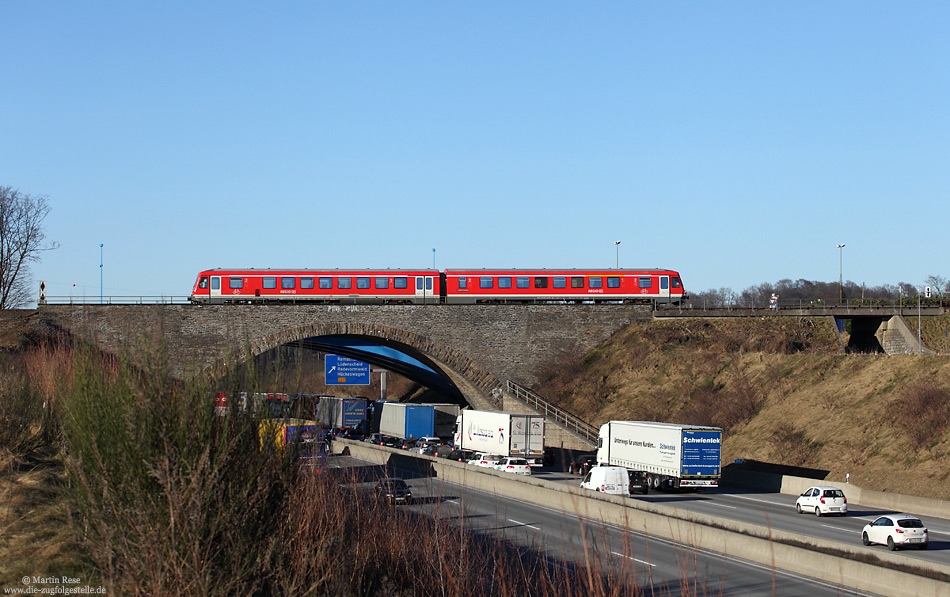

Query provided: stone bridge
[37,303,652,418]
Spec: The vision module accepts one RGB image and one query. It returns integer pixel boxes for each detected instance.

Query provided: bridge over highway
[36,303,651,449]
[34,302,942,449]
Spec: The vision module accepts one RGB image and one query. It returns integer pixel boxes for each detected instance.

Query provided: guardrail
[505,380,599,445]
[41,296,192,305]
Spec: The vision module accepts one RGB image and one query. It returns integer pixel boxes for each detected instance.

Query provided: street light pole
[614,240,621,269]
[836,244,845,304]
[99,243,104,305]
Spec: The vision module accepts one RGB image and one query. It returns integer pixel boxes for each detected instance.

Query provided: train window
[499,277,511,289]
[571,277,584,288]
[458,277,467,289]
[672,277,681,288]
[516,277,530,289]
[607,277,621,288]
[480,277,493,289]
[375,277,389,289]
[301,277,314,289]
[211,277,220,290]
[553,277,566,289]
[417,277,424,290]
[229,277,243,289]
[319,277,332,289]
[282,277,295,289]
[356,277,370,289]
[589,277,602,288]
[263,278,277,289]
[198,277,208,289]
[338,278,352,289]
[534,277,548,289]
[660,277,669,290]
[394,277,407,289]
[638,277,651,288]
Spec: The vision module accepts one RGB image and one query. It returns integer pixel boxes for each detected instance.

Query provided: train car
[442,268,685,305]
[189,268,441,304]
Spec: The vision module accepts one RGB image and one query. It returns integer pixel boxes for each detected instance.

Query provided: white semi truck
[453,410,545,461]
[596,421,722,490]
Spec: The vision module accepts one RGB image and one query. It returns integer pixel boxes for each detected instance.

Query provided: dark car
[568,454,598,475]
[627,470,649,495]
[541,447,556,467]
[379,435,400,448]
[375,477,413,505]
[342,428,365,441]
[446,449,475,462]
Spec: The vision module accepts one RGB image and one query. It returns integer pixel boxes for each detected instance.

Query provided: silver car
[795,486,848,517]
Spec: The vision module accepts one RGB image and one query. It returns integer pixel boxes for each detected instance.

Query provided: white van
[580,466,629,495]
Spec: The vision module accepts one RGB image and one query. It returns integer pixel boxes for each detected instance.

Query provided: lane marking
[820,524,851,532]
[710,502,737,509]
[725,494,790,508]
[509,518,540,531]
[611,551,656,567]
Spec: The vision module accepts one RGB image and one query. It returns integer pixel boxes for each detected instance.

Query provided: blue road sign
[325,355,370,385]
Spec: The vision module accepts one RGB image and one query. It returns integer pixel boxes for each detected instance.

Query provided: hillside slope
[537,315,950,500]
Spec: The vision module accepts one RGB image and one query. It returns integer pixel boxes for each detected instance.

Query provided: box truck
[316,396,368,430]
[453,410,545,461]
[378,402,436,440]
[596,421,722,490]
[259,418,326,466]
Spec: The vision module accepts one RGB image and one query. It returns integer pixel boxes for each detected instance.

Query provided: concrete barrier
[335,440,949,597]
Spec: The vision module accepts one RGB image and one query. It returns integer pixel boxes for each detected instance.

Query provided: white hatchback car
[795,486,848,517]
[862,514,928,550]
[495,457,532,475]
[468,453,503,468]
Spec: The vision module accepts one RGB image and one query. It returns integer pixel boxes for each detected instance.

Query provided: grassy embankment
[538,315,950,500]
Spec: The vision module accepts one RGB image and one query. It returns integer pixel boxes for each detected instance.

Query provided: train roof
[443,268,679,273]
[198,268,438,273]
[197,267,680,274]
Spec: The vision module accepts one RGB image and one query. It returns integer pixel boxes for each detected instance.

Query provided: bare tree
[924,275,947,298]
[0,186,58,308]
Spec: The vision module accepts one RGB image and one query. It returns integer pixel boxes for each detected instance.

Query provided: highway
[541,468,950,568]
[328,454,879,596]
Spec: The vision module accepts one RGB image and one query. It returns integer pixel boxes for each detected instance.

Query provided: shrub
[771,423,822,467]
[898,381,950,450]
[61,348,293,596]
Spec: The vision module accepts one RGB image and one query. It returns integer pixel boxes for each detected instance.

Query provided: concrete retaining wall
[336,440,949,597]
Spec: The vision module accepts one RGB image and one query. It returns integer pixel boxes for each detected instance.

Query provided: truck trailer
[596,421,722,490]
[259,418,326,466]
[453,410,545,461]
[429,403,461,438]
[377,402,436,440]
[316,396,368,431]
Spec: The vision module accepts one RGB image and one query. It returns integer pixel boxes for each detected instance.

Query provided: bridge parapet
[655,305,944,318]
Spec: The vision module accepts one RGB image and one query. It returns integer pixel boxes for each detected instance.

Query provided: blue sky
[3,3,948,302]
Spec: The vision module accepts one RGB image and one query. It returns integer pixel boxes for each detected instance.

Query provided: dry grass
[540,317,950,500]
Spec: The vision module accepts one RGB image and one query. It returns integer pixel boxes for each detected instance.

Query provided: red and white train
[189,268,686,305]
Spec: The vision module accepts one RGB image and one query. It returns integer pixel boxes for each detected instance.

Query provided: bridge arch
[213,321,503,410]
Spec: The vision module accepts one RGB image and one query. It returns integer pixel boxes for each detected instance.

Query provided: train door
[415,275,435,304]
[210,276,222,303]
[657,275,670,303]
